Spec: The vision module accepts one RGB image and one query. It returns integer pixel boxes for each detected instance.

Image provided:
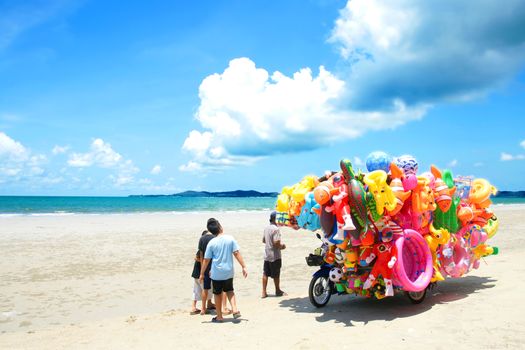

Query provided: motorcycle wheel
[405,289,427,304]
[308,275,333,308]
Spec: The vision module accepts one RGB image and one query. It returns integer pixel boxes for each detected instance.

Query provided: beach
[1,205,524,349]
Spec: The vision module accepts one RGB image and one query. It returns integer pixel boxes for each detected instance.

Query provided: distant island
[129,190,278,198]
[494,191,525,198]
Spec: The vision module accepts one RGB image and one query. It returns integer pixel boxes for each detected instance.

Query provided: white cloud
[330,0,525,108]
[0,132,47,180]
[179,161,201,172]
[0,131,28,161]
[520,140,525,149]
[353,157,364,167]
[181,1,525,172]
[52,145,69,155]
[68,138,139,186]
[150,165,162,175]
[113,174,134,186]
[180,57,426,172]
[501,152,525,161]
[68,139,123,168]
[448,159,458,167]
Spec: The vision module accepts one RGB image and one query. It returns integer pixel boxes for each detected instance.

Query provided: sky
[1,0,525,195]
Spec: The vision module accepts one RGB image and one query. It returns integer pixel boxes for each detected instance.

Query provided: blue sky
[1,0,525,195]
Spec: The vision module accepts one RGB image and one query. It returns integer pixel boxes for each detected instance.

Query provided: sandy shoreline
[1,206,524,349]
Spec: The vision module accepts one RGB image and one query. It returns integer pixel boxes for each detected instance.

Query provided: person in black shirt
[197,229,216,315]
[190,230,215,315]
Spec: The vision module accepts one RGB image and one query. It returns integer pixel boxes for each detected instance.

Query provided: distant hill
[494,191,525,198]
[130,190,278,198]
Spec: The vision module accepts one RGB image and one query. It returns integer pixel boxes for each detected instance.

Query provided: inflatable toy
[387,163,411,216]
[431,165,456,213]
[363,227,398,296]
[340,159,368,229]
[329,267,343,282]
[433,169,460,233]
[411,176,436,231]
[394,155,419,190]
[426,224,450,282]
[275,155,500,306]
[325,174,356,231]
[366,151,392,172]
[276,186,293,212]
[391,229,433,292]
[485,217,499,239]
[440,234,471,278]
[296,192,321,231]
[363,170,396,215]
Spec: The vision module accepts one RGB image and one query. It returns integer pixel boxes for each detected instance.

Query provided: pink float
[393,229,433,292]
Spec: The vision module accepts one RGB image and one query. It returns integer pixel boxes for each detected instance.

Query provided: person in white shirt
[262,211,286,298]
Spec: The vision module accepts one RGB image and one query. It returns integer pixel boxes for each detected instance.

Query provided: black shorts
[203,273,212,290]
[212,278,234,295]
[263,259,282,278]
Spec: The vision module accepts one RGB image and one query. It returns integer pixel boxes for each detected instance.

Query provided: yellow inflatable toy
[484,216,499,239]
[469,178,497,208]
[363,170,396,215]
[276,186,293,212]
[426,224,450,282]
[289,175,319,216]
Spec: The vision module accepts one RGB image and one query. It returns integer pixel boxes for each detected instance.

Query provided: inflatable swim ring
[392,229,433,292]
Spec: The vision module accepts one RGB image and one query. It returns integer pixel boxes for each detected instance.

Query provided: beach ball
[329,267,343,282]
[366,151,392,172]
[395,154,419,176]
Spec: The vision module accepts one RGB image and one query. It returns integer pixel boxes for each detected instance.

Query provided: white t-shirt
[263,224,281,262]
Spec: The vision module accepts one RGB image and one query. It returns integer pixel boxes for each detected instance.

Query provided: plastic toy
[276,154,500,307]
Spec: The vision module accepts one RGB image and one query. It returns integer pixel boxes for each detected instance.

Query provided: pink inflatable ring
[393,229,433,292]
[440,234,470,278]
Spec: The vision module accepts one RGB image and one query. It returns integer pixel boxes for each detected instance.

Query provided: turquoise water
[0,196,522,215]
[0,196,277,214]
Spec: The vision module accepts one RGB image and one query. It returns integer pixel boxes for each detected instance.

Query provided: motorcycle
[305,234,431,308]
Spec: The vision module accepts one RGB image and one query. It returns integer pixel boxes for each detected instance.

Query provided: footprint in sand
[126,315,137,323]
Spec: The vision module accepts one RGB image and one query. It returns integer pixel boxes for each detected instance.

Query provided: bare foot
[261,293,268,299]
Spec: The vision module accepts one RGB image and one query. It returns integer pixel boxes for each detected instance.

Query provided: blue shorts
[203,272,212,290]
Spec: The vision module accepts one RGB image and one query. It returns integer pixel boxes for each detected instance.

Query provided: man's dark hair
[201,230,208,236]
[269,211,277,224]
[207,218,221,235]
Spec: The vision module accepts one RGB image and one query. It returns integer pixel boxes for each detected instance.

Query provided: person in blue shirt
[200,218,248,323]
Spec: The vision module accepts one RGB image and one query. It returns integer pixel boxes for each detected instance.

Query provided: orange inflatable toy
[430,165,456,213]
[387,163,411,216]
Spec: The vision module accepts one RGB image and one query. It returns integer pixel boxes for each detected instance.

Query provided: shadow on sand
[279,276,496,327]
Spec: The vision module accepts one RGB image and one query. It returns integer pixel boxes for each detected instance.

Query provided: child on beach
[190,230,214,315]
[200,218,248,323]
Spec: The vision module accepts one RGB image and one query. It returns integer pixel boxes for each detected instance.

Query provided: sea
[0,195,523,216]
[0,196,278,215]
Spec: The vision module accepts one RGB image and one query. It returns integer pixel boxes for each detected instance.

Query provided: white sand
[1,206,524,349]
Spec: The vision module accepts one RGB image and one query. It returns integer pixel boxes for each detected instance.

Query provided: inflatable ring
[440,234,470,278]
[392,229,433,292]
[469,178,496,207]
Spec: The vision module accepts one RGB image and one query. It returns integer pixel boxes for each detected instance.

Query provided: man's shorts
[203,272,212,290]
[212,278,234,295]
[263,259,282,279]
